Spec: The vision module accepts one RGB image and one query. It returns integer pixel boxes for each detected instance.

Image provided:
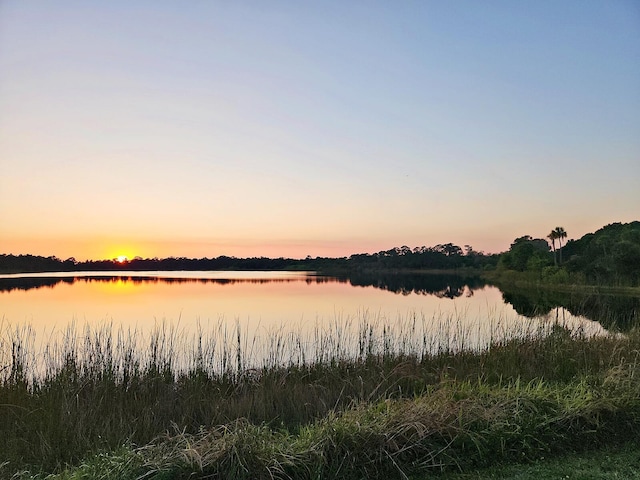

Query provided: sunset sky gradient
[1,1,639,260]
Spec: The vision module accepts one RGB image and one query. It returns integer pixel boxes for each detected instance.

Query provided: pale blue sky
[1,1,639,260]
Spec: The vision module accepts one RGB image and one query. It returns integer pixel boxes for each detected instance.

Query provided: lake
[1,271,633,372]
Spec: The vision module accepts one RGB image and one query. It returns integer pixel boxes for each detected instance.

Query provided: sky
[1,1,639,261]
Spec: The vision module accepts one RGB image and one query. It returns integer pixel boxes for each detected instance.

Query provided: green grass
[3,315,640,478]
[439,442,640,479]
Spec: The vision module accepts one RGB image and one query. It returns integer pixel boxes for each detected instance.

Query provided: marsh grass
[1,313,640,478]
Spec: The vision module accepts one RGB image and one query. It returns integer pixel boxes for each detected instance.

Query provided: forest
[497,221,640,285]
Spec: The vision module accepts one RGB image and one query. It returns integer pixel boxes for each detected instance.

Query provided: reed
[1,312,639,477]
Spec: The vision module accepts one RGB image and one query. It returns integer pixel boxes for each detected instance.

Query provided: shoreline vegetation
[1,221,639,289]
[484,270,640,296]
[2,315,640,479]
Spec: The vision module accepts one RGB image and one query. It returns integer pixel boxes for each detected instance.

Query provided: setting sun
[107,245,138,263]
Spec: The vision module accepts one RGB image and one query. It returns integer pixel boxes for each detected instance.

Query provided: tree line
[0,243,498,275]
[1,221,638,285]
[0,254,311,274]
[346,244,498,271]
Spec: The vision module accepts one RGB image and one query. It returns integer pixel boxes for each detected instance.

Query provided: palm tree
[547,230,558,266]
[553,227,567,264]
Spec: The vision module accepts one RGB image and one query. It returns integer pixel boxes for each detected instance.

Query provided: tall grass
[1,312,639,477]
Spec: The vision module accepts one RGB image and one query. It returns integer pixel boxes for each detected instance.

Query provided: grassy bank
[483,269,640,296]
[2,316,640,478]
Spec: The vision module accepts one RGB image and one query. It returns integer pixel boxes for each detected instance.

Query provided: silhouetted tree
[553,227,567,264]
[547,230,558,266]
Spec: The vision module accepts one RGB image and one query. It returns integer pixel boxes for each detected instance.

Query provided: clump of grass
[1,313,639,476]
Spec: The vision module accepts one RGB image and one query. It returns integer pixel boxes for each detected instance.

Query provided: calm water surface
[0,271,612,368]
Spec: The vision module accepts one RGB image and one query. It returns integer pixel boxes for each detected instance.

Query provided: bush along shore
[2,316,640,479]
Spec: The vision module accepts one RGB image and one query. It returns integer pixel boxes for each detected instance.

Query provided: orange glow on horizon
[1,234,514,262]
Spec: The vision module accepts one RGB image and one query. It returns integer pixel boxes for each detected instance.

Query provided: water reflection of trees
[0,273,485,300]
[501,287,640,331]
[0,276,73,293]
[0,275,335,292]
[346,273,486,299]
[5,273,636,331]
